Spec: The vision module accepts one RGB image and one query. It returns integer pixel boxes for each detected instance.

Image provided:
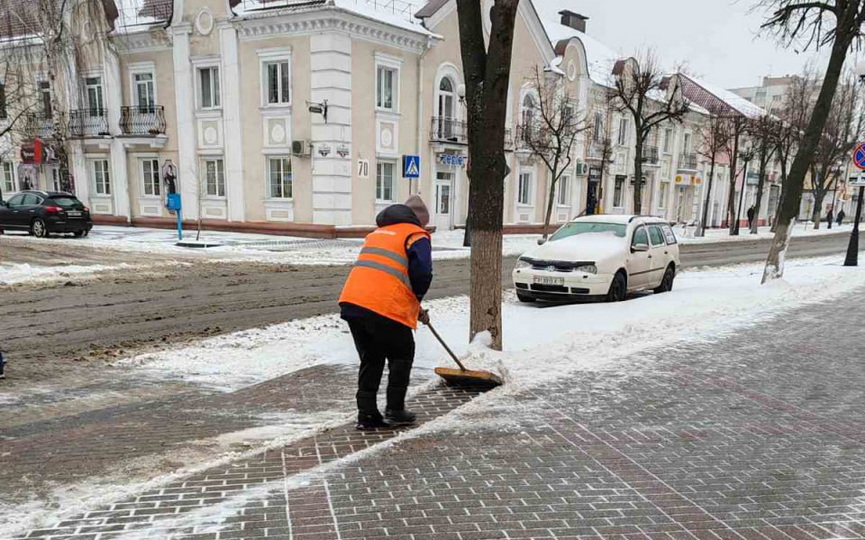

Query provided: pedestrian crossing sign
[403,155,421,178]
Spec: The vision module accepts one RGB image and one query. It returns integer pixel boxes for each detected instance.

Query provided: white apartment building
[0,0,776,237]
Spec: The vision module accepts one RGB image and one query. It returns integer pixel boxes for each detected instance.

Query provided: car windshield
[549,222,627,241]
[49,197,84,209]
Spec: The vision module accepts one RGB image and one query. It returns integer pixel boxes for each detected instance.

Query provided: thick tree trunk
[457,0,519,350]
[633,143,644,214]
[812,190,827,230]
[771,157,788,233]
[763,29,852,283]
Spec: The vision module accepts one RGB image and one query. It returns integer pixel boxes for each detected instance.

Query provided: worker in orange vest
[339,196,433,430]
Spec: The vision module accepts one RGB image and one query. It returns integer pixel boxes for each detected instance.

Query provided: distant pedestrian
[838,210,846,225]
[826,208,834,227]
[747,206,756,229]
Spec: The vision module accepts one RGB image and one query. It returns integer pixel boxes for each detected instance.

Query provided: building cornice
[236,9,436,53]
[111,29,172,52]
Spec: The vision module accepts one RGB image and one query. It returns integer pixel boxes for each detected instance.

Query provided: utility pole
[845,176,865,267]
[734,147,755,235]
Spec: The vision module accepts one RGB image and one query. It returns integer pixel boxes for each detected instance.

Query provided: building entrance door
[434,171,454,230]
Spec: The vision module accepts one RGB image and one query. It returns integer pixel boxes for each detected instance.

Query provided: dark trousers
[347,316,415,419]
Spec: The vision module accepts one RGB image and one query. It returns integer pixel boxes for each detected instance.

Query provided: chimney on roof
[559,10,588,33]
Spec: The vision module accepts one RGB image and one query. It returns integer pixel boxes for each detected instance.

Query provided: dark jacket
[341,204,434,322]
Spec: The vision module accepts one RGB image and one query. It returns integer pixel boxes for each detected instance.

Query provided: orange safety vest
[339,222,431,329]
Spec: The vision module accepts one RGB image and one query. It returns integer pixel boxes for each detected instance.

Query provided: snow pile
[117,256,865,393]
[0,262,135,285]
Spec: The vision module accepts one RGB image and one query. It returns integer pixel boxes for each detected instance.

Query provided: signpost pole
[844,143,865,266]
[177,208,183,241]
[844,184,863,267]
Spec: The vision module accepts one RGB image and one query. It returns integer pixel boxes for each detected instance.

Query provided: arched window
[521,93,536,141]
[437,76,458,139]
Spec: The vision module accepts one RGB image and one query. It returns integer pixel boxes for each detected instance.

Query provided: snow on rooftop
[113,0,171,33]
[682,73,767,119]
[233,0,434,36]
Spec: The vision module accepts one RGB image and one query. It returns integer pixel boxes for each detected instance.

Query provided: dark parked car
[0,190,93,238]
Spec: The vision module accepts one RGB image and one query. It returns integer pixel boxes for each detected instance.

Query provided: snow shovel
[424,320,503,389]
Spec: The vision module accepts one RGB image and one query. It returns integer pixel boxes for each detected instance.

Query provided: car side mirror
[537,238,547,246]
[632,243,650,253]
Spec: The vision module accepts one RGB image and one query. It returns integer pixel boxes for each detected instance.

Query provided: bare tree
[457,0,521,350]
[759,0,865,282]
[0,0,112,197]
[721,115,749,234]
[518,67,588,240]
[771,71,818,231]
[747,114,779,234]
[808,75,863,228]
[608,52,689,214]
[696,108,731,236]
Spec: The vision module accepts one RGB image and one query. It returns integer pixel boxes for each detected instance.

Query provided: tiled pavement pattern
[16,289,865,539]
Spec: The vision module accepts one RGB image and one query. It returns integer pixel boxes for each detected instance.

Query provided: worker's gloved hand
[418,308,430,326]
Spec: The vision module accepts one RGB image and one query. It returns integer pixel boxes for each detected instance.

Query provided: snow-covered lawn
[675,222,856,244]
[120,255,865,392]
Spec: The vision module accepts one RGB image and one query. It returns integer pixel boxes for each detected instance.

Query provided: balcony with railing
[69,109,110,138]
[430,116,467,144]
[678,152,698,171]
[642,145,660,166]
[24,112,56,139]
[120,105,167,136]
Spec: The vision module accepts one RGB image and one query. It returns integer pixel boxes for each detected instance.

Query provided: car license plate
[67,211,82,217]
[533,276,564,286]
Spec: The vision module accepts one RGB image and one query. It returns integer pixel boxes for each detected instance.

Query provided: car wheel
[654,265,675,294]
[605,272,627,303]
[517,292,536,303]
[31,218,48,238]
[73,230,86,238]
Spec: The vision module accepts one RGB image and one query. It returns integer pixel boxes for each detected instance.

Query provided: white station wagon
[512,215,680,303]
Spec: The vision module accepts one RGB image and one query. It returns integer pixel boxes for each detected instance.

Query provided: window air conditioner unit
[292,140,311,157]
[574,162,588,176]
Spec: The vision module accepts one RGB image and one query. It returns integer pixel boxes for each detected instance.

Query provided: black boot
[385,409,416,427]
[356,414,389,431]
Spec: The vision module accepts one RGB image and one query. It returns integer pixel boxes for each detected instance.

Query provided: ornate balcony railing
[642,145,660,165]
[120,105,167,136]
[678,152,698,171]
[69,109,110,138]
[430,116,467,144]
[23,112,56,139]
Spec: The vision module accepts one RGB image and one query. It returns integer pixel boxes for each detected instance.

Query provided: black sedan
[0,190,93,237]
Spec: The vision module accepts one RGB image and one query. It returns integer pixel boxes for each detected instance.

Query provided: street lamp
[828,165,842,229]
[734,144,755,235]
[844,61,865,266]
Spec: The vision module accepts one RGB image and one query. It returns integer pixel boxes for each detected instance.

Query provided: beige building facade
[0,0,779,236]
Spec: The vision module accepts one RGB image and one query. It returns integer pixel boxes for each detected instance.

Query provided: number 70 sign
[357,159,370,179]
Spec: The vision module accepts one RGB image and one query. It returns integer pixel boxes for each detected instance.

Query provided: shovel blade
[435,367,503,389]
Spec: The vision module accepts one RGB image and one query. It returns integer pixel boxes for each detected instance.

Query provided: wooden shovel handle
[424,321,468,372]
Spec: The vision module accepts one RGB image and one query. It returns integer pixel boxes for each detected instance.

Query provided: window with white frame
[592,111,604,143]
[558,176,570,206]
[1,161,14,194]
[134,72,155,113]
[85,76,104,116]
[141,158,160,196]
[517,172,532,205]
[617,117,629,146]
[683,132,692,154]
[268,157,292,199]
[663,128,673,153]
[376,65,398,111]
[203,158,225,197]
[613,176,625,207]
[658,181,669,208]
[91,159,111,195]
[198,66,221,109]
[376,161,395,202]
[263,59,291,105]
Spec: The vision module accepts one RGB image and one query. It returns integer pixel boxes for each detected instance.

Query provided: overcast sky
[535,0,837,89]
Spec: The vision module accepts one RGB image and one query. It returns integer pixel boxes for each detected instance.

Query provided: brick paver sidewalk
[14,290,865,539]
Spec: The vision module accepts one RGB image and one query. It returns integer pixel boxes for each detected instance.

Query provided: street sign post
[844,144,865,266]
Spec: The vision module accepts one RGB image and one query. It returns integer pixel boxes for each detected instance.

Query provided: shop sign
[438,153,466,167]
